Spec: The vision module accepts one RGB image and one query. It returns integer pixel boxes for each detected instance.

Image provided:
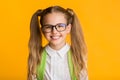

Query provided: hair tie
[66,8,74,16]
[36,9,43,16]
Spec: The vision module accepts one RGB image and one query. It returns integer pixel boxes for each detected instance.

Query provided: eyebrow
[43,23,67,26]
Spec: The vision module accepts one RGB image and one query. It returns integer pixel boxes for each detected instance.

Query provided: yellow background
[0,0,120,80]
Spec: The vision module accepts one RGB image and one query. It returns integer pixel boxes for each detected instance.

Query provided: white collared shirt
[32,43,88,80]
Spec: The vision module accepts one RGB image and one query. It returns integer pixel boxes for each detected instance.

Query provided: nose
[52,26,58,33]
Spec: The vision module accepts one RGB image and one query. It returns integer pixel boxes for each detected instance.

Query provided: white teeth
[51,36,60,40]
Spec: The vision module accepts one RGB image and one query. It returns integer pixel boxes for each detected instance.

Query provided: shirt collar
[45,43,70,58]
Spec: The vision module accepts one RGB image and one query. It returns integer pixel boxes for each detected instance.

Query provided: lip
[50,36,60,40]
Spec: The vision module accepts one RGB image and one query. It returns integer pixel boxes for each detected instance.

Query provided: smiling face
[42,12,71,49]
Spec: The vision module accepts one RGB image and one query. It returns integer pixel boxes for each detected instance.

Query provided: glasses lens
[42,25,52,32]
[56,23,67,31]
[42,23,67,32]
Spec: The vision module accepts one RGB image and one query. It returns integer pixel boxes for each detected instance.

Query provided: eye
[43,25,52,29]
[57,23,67,27]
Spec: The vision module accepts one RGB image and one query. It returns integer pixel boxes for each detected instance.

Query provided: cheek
[61,32,68,38]
[43,33,50,38]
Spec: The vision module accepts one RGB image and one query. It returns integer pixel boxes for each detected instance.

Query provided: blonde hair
[28,6,87,80]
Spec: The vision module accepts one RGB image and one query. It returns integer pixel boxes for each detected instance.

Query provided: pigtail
[28,10,43,80]
[67,8,88,80]
[28,6,87,80]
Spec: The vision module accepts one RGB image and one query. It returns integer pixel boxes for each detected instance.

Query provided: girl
[28,6,88,80]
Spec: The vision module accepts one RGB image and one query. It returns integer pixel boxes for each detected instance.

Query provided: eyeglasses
[42,23,68,33]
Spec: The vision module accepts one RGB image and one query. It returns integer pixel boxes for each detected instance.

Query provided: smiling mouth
[50,36,60,40]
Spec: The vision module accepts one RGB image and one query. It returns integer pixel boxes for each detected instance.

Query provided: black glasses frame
[42,23,68,33]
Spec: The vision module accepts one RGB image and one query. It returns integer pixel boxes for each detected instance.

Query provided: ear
[66,24,71,33]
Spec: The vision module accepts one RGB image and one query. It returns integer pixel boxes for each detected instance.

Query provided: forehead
[43,12,67,25]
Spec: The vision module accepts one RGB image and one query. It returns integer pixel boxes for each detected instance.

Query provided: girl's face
[42,12,71,48]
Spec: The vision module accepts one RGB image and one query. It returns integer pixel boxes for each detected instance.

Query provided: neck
[49,42,66,50]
